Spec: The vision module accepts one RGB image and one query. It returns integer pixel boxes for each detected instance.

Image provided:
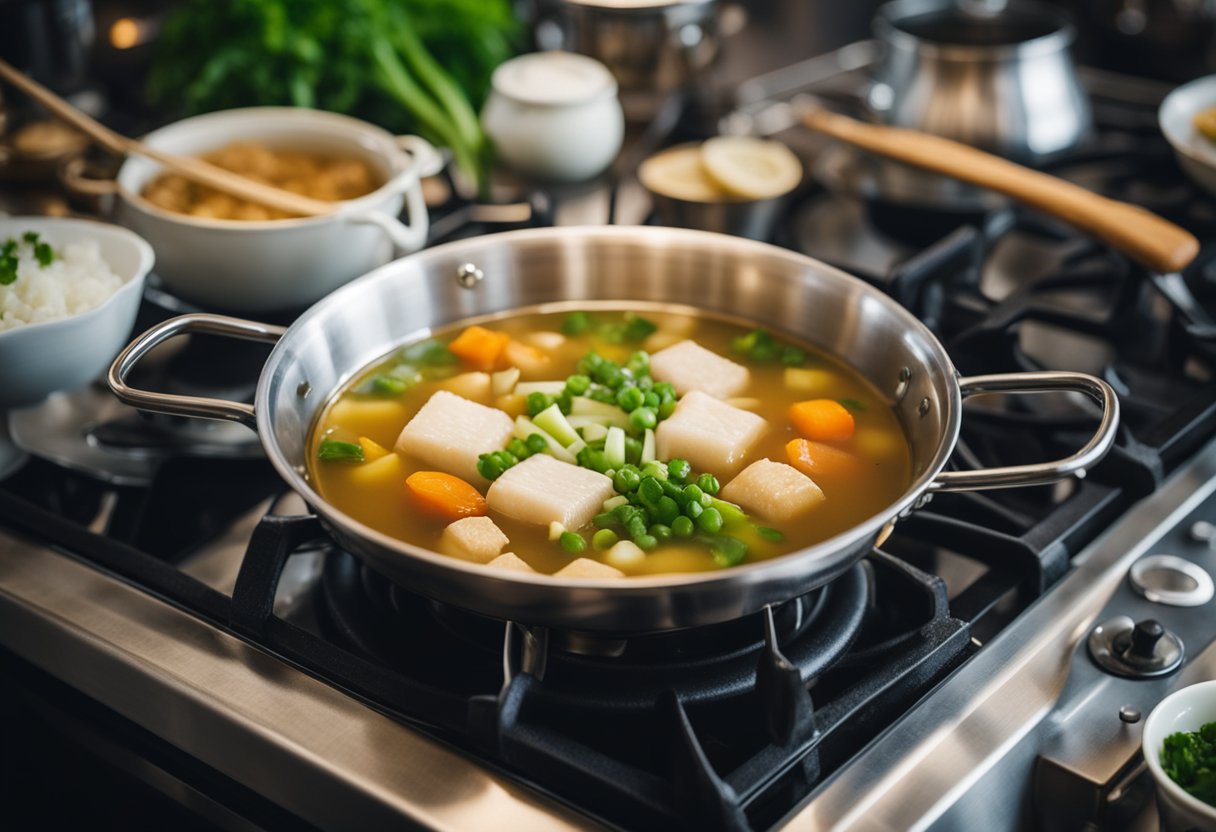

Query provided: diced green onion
[603,495,629,512]
[755,525,785,542]
[575,422,610,443]
[515,381,568,397]
[604,426,626,469]
[317,440,364,463]
[640,429,656,464]
[491,367,521,396]
[640,461,668,481]
[559,531,587,554]
[513,416,575,463]
[685,500,703,519]
[623,436,643,465]
[534,403,581,447]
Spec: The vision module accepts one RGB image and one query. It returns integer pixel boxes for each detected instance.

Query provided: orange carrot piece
[786,438,862,481]
[358,436,389,462]
[788,399,855,442]
[405,471,487,521]
[449,326,510,370]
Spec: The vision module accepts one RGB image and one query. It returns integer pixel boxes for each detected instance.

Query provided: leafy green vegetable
[1,232,57,285]
[1162,721,1216,806]
[317,439,365,463]
[731,328,808,367]
[147,0,520,191]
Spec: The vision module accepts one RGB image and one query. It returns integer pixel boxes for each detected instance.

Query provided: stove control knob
[1087,615,1184,678]
[1129,554,1214,607]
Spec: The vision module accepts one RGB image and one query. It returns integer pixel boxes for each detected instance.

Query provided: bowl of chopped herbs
[1144,680,1216,829]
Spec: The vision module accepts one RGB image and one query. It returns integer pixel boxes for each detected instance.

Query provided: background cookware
[110,226,1117,633]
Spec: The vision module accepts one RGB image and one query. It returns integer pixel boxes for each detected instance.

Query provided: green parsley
[1161,721,1216,806]
[1,231,57,286]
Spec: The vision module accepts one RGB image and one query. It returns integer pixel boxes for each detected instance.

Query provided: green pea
[712,499,748,527]
[642,391,660,409]
[650,524,672,541]
[696,473,720,495]
[476,455,503,480]
[697,507,723,534]
[671,516,695,538]
[526,391,551,416]
[685,499,703,519]
[614,467,642,494]
[683,484,704,504]
[635,534,658,551]
[565,374,591,395]
[658,400,677,420]
[562,312,592,335]
[629,407,657,431]
[653,382,676,401]
[525,434,548,455]
[616,386,645,412]
[640,461,668,481]
[624,437,643,464]
[626,516,649,539]
[667,458,692,483]
[506,438,529,458]
[592,529,618,550]
[655,496,680,525]
[559,531,586,554]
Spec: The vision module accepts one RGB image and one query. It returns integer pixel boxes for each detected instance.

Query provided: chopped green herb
[838,397,868,412]
[754,525,785,542]
[1161,721,1216,806]
[1,231,57,285]
[33,242,54,267]
[317,439,364,463]
[21,231,38,245]
[731,328,808,367]
[562,312,592,335]
[710,535,749,567]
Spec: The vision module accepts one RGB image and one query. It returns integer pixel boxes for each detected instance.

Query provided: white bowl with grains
[0,216,153,409]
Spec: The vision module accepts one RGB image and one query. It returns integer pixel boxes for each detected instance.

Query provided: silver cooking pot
[108,227,1118,633]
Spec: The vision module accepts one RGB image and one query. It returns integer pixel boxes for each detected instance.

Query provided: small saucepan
[109,226,1118,633]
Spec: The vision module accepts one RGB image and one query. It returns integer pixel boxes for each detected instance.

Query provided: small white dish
[481,51,625,182]
[1142,679,1216,831]
[1160,75,1216,198]
[0,216,153,477]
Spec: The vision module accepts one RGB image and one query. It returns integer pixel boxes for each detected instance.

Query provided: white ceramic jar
[481,51,625,182]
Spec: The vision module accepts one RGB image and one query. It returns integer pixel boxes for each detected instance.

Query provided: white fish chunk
[655,391,767,477]
[486,454,614,529]
[394,390,514,485]
[487,552,534,573]
[554,558,625,579]
[440,516,509,563]
[649,340,750,399]
[720,459,826,523]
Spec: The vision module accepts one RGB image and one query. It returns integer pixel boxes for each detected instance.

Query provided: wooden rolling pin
[804,108,1200,274]
[0,57,337,218]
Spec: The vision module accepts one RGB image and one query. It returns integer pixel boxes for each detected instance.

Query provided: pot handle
[108,313,286,431]
[340,135,443,253]
[928,371,1120,493]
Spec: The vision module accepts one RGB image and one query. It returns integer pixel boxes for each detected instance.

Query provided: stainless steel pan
[108,226,1118,633]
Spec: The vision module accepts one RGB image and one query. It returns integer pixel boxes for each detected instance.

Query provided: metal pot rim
[874,0,1076,61]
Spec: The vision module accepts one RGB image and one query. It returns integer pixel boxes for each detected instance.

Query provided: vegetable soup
[309,307,912,577]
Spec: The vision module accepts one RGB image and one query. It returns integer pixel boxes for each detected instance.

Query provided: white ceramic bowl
[1160,76,1216,198]
[1142,679,1216,831]
[0,216,153,409]
[481,51,624,182]
[109,107,440,313]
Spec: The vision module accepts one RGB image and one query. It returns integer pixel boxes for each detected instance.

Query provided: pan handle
[928,371,1120,493]
[108,313,286,431]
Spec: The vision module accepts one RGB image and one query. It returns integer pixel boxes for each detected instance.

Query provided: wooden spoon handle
[804,108,1199,274]
[0,57,335,218]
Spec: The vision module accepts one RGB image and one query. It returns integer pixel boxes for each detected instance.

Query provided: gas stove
[2,47,1216,832]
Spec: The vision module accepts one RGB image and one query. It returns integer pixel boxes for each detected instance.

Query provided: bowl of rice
[0,216,153,409]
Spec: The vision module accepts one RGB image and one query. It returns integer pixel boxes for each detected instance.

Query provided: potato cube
[656,391,767,477]
[439,371,491,402]
[650,340,750,399]
[395,390,514,485]
[487,552,534,573]
[346,452,404,489]
[441,516,509,563]
[328,398,409,439]
[486,454,614,529]
[720,459,826,523]
[554,558,625,579]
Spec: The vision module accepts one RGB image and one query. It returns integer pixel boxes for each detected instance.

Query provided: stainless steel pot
[108,227,1118,633]
[868,0,1092,208]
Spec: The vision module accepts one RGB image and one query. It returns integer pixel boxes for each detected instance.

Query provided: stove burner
[318,548,870,713]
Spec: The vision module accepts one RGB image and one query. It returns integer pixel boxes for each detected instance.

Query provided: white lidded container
[481,51,625,182]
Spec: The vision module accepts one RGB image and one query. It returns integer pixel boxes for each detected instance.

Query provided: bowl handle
[928,371,1120,492]
[108,313,286,431]
[340,135,443,253]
